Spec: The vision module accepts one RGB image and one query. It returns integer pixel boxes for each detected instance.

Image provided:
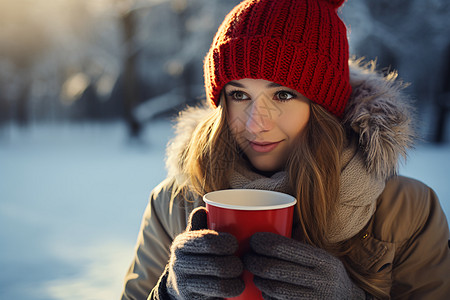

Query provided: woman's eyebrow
[226,81,283,88]
[226,81,244,88]
[266,82,282,88]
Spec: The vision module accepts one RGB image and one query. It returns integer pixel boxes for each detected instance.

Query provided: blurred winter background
[0,0,449,299]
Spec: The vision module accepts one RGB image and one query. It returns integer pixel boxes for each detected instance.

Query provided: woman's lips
[249,140,282,153]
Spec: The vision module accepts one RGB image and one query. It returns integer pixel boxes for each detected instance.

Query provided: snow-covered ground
[0,119,449,300]
[0,120,172,300]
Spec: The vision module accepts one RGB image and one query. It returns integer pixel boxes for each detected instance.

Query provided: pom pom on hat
[204,0,351,118]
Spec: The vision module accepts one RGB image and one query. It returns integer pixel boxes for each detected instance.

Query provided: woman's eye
[275,91,295,101]
[229,91,249,101]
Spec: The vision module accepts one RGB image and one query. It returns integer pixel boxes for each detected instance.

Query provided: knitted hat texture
[204,0,351,117]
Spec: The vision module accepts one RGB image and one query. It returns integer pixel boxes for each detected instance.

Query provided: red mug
[203,189,297,300]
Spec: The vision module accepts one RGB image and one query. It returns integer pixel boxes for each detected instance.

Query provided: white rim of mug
[203,189,297,211]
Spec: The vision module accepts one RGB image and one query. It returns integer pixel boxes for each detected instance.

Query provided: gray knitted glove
[155,207,245,300]
[243,232,366,300]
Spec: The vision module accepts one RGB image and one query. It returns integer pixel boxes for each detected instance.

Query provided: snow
[0,120,172,300]
[0,119,449,300]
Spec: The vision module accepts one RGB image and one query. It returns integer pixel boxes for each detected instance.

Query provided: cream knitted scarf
[228,143,385,243]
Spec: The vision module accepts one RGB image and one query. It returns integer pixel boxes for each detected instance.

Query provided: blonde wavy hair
[176,95,388,299]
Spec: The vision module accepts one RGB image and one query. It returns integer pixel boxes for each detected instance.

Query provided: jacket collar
[345,59,415,179]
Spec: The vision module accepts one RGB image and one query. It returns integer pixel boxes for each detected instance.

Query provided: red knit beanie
[204,0,351,118]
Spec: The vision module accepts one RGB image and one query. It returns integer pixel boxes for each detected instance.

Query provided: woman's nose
[245,97,276,133]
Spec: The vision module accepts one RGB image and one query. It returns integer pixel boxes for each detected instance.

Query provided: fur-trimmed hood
[166,59,415,180]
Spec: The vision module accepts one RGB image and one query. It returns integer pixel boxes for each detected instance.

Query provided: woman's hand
[155,207,245,300]
[243,232,366,300]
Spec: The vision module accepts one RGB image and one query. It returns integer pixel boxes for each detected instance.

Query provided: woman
[121,0,450,299]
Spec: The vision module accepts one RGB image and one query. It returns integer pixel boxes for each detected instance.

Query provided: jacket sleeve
[120,178,194,300]
[389,179,450,299]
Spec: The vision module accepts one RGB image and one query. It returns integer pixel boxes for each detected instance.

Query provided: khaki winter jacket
[121,61,450,299]
[121,175,450,300]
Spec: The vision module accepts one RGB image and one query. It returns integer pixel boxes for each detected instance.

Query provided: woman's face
[225,78,310,172]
